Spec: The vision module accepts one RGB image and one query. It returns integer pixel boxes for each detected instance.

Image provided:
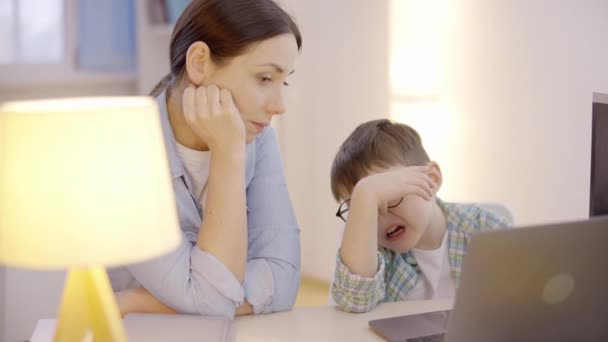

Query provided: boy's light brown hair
[330,119,430,201]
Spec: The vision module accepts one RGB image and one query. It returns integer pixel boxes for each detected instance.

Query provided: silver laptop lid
[447,216,608,342]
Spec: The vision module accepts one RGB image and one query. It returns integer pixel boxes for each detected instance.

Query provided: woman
[111,0,302,319]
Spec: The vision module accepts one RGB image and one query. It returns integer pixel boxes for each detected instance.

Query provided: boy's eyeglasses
[335,196,404,223]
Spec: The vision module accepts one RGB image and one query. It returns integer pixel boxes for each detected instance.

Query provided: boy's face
[355,164,438,253]
[376,190,434,253]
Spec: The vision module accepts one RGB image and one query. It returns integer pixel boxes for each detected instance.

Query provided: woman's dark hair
[150,0,302,97]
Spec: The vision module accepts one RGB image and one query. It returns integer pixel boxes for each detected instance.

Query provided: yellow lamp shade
[0,97,181,269]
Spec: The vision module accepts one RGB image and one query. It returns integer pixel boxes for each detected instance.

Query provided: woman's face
[205,34,299,143]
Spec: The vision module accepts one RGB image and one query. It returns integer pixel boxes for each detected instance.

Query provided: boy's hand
[182,84,246,154]
[353,166,436,215]
[339,165,436,278]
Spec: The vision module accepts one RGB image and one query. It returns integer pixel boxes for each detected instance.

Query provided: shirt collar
[156,90,185,179]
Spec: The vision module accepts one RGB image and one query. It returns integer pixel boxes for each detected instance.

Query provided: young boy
[330,119,511,313]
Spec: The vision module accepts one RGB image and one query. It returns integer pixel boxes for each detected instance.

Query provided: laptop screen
[590,93,608,216]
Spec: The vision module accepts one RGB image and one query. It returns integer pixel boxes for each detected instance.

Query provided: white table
[31,299,452,341]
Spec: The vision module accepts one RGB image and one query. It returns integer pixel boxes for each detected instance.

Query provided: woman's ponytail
[149,73,176,97]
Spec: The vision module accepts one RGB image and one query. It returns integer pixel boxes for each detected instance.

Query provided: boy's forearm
[339,187,380,277]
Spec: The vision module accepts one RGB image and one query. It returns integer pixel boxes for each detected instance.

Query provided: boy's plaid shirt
[331,198,511,313]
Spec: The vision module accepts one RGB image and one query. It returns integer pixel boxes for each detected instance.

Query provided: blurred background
[1,0,608,340]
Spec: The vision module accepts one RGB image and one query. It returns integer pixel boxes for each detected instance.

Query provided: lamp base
[54,266,127,342]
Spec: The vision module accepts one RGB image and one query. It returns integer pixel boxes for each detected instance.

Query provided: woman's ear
[185,41,213,86]
[427,161,443,194]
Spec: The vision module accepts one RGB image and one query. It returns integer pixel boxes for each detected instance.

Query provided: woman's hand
[115,287,176,318]
[236,301,253,316]
[182,84,246,155]
[114,289,135,318]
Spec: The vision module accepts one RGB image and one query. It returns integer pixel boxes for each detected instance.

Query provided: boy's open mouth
[386,225,406,240]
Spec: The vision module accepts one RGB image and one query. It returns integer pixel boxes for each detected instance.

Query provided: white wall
[1,269,66,342]
[282,0,390,282]
[440,0,608,225]
[135,0,172,95]
[284,0,608,283]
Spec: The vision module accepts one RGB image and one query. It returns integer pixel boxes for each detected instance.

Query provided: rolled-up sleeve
[243,259,274,314]
[331,251,386,313]
[127,236,244,319]
[244,127,301,314]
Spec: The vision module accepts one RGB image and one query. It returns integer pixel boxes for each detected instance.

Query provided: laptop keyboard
[406,333,446,342]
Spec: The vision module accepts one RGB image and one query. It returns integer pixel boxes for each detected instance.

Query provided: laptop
[369,216,608,342]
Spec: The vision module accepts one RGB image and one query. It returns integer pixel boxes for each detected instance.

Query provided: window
[0,0,135,88]
[0,0,65,64]
[389,0,457,166]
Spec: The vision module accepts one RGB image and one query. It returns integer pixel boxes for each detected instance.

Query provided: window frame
[0,0,135,88]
